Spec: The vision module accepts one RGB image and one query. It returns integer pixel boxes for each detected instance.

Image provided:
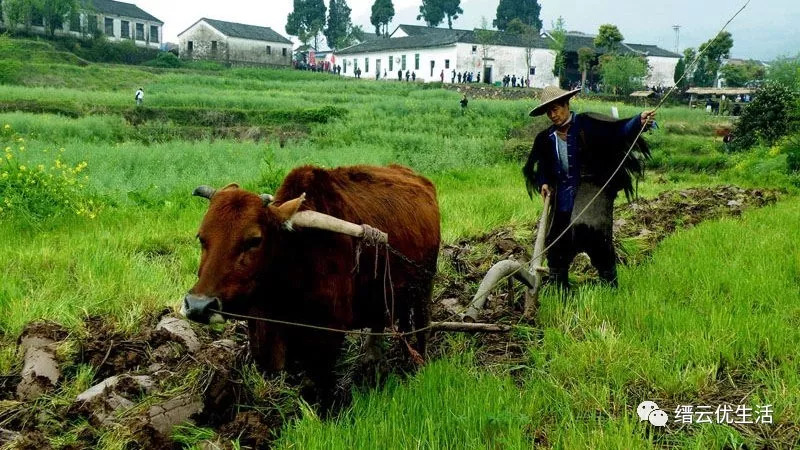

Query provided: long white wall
[455,43,558,87]
[336,43,558,87]
[338,46,458,82]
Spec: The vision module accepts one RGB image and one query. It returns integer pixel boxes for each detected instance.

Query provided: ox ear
[269,193,306,224]
[259,194,274,206]
[221,183,240,191]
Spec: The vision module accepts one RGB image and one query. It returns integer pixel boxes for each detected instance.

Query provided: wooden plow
[460,193,551,324]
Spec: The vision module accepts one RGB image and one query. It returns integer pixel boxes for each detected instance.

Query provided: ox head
[182,183,365,324]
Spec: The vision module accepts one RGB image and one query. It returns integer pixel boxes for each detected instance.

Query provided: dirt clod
[155,317,201,352]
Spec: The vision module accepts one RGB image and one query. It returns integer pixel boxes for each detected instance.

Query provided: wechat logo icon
[637,401,668,427]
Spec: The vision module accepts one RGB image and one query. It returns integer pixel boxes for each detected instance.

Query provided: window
[211,41,218,55]
[104,18,114,36]
[88,15,98,34]
[69,12,81,31]
[365,57,369,73]
[414,53,420,70]
[343,60,348,73]
[401,55,406,70]
[267,45,272,55]
[121,20,130,38]
[188,41,194,53]
[471,45,477,54]
[135,23,144,40]
[150,25,159,43]
[445,59,450,69]
[354,59,358,71]
[529,67,536,75]
[389,55,393,71]
[282,48,287,57]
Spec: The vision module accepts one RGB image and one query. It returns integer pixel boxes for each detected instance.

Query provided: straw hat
[529,86,581,117]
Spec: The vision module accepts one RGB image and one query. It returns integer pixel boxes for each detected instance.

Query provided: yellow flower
[37,164,45,172]
[3,124,10,129]
[16,137,23,142]
[3,147,9,152]
[19,165,26,171]
[19,146,24,151]
[5,154,10,160]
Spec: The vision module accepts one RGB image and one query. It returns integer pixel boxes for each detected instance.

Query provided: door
[376,59,382,77]
[483,66,492,85]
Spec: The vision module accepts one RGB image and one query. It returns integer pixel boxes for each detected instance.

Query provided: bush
[0,124,100,220]
[143,52,182,68]
[730,82,798,151]
[785,134,800,174]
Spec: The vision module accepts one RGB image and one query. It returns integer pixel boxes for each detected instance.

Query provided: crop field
[0,36,799,449]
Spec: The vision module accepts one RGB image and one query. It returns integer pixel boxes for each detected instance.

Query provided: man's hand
[641,110,657,128]
[541,184,552,202]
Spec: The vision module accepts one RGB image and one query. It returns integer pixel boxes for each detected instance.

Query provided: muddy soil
[0,185,782,449]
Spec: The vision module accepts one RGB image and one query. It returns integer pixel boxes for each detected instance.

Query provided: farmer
[135,87,144,106]
[523,86,656,292]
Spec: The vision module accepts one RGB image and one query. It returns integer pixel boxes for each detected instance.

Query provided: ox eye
[197,236,208,249]
[243,236,262,251]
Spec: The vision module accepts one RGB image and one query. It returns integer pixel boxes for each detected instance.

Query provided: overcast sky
[138,0,798,61]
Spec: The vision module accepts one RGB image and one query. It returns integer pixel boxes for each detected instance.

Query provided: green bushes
[143,52,182,68]
[730,82,798,151]
[0,124,99,220]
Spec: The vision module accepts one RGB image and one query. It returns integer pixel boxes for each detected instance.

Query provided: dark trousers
[546,210,618,288]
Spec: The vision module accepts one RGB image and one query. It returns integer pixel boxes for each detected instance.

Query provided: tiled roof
[558,32,681,58]
[84,0,162,23]
[194,18,292,44]
[339,25,552,55]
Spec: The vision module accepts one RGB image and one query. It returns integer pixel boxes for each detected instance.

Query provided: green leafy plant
[730,82,798,151]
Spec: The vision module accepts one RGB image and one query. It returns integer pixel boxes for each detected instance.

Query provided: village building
[178,18,292,67]
[0,0,163,49]
[549,31,681,89]
[336,24,559,87]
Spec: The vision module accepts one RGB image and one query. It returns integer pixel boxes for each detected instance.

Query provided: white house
[1,0,163,49]
[178,18,292,66]
[548,31,682,89]
[336,24,559,87]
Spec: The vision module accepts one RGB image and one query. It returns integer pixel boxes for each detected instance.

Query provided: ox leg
[302,332,345,414]
[247,320,286,372]
[362,330,384,364]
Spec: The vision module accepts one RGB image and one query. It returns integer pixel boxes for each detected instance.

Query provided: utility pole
[672,25,681,54]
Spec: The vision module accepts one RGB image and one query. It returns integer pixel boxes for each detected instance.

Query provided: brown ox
[183,164,440,403]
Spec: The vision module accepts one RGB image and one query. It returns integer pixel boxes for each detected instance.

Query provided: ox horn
[193,185,216,200]
[259,193,274,205]
[289,210,388,243]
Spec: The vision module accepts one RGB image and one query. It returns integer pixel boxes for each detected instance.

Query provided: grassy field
[0,37,798,448]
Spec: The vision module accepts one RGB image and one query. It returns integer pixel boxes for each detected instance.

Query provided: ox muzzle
[181,294,223,324]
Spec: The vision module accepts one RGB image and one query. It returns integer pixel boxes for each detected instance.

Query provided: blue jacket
[523,112,645,212]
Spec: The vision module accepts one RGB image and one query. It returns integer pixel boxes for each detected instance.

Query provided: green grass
[0,40,798,449]
[277,197,800,449]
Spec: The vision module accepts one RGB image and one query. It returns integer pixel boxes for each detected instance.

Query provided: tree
[682,47,697,86]
[730,82,798,151]
[41,0,77,36]
[767,53,800,92]
[440,0,463,29]
[325,0,352,50]
[549,16,566,85]
[507,18,538,85]
[286,0,327,49]
[3,0,36,30]
[693,31,733,87]
[417,0,444,27]
[598,54,649,95]
[577,47,595,90]
[594,24,624,54]
[474,16,494,72]
[370,0,394,37]
[494,0,541,32]
[719,61,766,87]
[673,57,687,90]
